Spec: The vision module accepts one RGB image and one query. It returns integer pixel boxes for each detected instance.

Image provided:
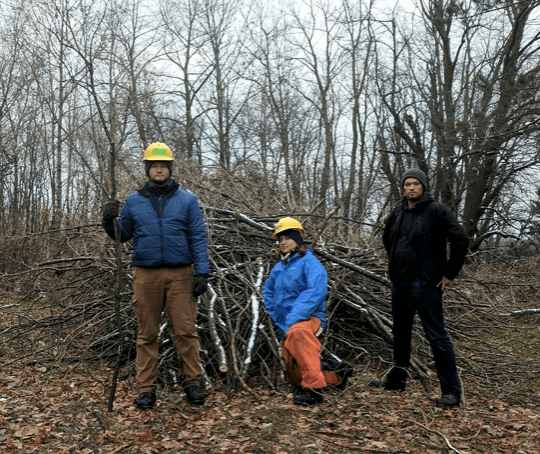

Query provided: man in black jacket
[371,168,468,408]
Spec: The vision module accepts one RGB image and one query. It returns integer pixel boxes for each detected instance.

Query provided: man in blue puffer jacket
[102,142,209,410]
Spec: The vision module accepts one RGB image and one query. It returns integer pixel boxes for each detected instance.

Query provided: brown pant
[282,318,340,389]
[131,266,202,392]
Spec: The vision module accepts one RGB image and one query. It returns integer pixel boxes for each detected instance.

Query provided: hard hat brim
[142,156,175,162]
[271,228,307,240]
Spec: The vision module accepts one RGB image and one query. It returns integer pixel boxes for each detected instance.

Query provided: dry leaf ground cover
[1,340,540,453]
[2,260,540,453]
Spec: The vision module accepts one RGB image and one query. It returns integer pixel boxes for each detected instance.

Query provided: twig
[314,248,392,287]
[109,443,132,454]
[108,217,124,412]
[37,257,99,266]
[206,285,229,372]
[310,431,407,452]
[312,200,342,240]
[402,418,462,453]
[88,402,109,431]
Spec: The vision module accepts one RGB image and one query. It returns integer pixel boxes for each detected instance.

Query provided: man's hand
[192,275,208,297]
[102,200,120,219]
[437,276,453,291]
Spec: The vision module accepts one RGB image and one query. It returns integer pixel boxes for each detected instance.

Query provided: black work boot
[293,388,324,406]
[369,368,407,391]
[436,394,461,408]
[185,386,205,405]
[334,363,355,390]
[321,358,355,390]
[137,391,156,410]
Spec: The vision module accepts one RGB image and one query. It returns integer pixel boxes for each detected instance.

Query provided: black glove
[102,200,120,219]
[192,274,208,297]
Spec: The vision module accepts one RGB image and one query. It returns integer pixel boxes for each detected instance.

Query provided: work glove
[102,200,120,220]
[192,274,208,297]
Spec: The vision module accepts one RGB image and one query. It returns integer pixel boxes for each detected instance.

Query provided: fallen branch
[314,248,391,287]
[402,418,462,453]
[88,402,109,431]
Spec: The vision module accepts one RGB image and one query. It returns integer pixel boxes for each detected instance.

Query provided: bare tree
[197,0,253,169]
[115,0,162,151]
[285,0,348,211]
[0,4,49,234]
[376,0,540,250]
[338,0,380,223]
[59,0,147,201]
[458,0,540,249]
[239,5,319,206]
[159,0,214,160]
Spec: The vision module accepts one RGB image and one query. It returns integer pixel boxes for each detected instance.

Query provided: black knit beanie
[401,168,428,191]
[276,228,304,246]
[145,160,173,178]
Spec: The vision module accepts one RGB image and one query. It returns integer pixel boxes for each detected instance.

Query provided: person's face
[278,235,298,254]
[403,177,424,203]
[148,162,171,184]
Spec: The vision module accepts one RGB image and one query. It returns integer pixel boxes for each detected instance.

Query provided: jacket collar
[138,179,179,198]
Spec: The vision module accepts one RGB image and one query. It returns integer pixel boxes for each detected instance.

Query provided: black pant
[391,278,461,397]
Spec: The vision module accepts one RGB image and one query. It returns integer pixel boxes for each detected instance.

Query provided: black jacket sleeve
[438,204,469,280]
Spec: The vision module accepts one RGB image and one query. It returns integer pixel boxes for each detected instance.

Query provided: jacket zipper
[158,196,164,263]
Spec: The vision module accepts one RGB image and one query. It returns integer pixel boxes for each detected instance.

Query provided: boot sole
[436,401,461,408]
[293,398,322,406]
[137,404,155,410]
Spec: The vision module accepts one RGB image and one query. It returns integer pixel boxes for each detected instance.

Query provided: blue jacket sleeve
[262,268,276,318]
[439,204,468,280]
[186,195,210,275]
[262,265,287,338]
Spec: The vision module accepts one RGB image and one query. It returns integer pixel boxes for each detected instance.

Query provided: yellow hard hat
[142,142,175,162]
[271,217,307,239]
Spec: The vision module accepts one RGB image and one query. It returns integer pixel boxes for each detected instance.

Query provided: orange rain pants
[281,317,341,389]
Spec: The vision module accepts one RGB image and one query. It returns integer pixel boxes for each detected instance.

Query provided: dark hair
[277,228,304,246]
[296,244,307,256]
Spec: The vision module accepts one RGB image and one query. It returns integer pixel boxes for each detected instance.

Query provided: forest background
[2,0,540,453]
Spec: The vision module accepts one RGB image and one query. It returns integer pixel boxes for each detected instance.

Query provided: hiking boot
[321,358,354,390]
[369,375,406,391]
[185,386,205,405]
[293,388,323,406]
[334,363,354,390]
[137,391,156,410]
[436,394,461,408]
[321,358,342,371]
